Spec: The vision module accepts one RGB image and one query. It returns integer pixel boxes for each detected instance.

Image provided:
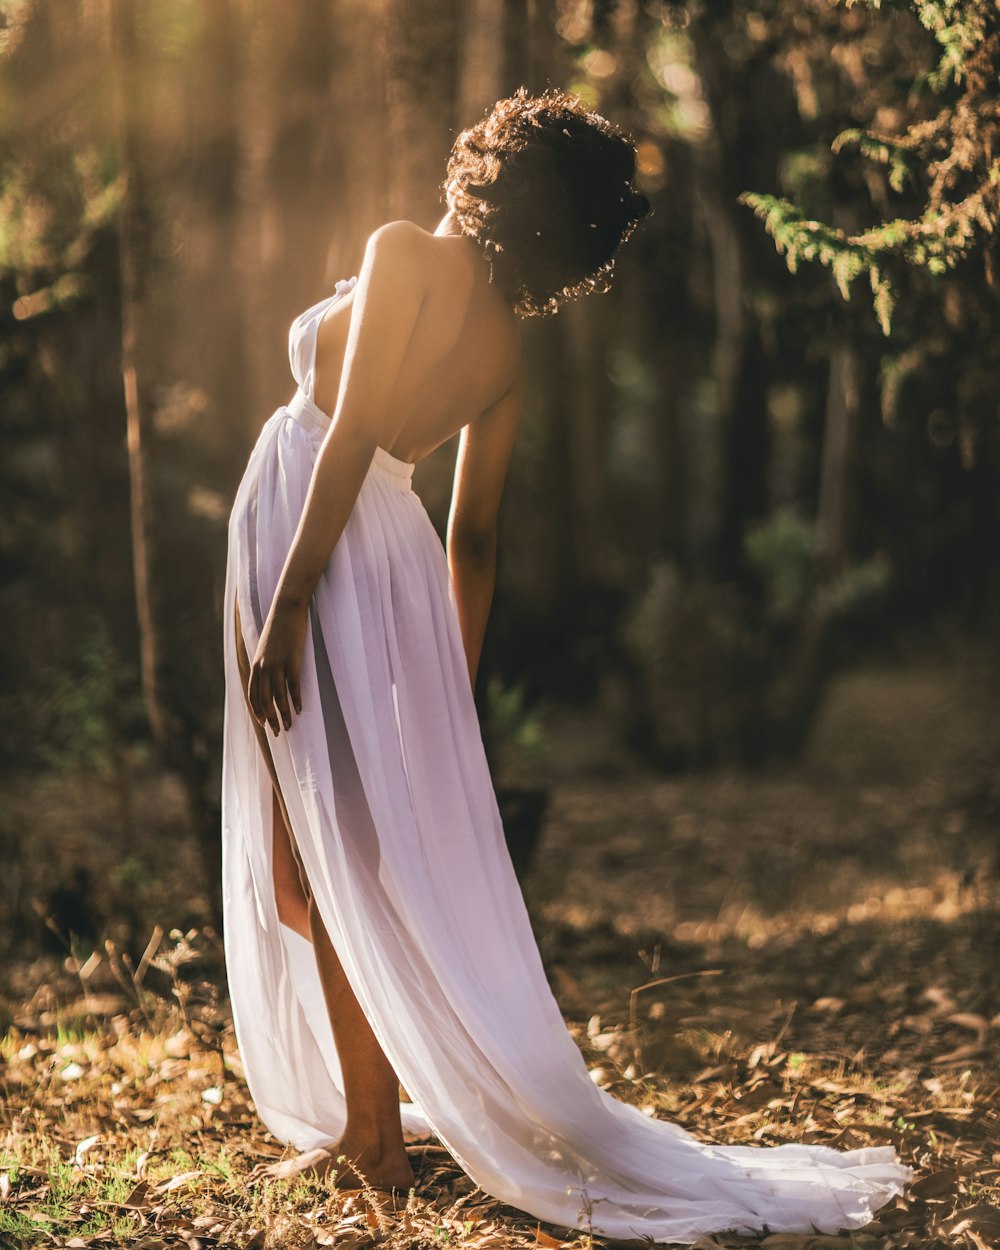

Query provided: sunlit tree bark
[109,0,167,748]
[384,0,460,224]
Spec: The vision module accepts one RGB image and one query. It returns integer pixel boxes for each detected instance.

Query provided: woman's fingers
[256,666,280,736]
[248,648,302,735]
[272,668,293,732]
[252,663,299,735]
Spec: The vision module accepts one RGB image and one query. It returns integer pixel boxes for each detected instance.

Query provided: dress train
[221,277,911,1242]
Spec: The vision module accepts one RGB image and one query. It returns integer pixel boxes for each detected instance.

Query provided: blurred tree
[109,0,162,746]
[0,1,134,764]
[740,0,1000,623]
[741,0,1000,336]
[0,0,997,932]
[385,0,460,224]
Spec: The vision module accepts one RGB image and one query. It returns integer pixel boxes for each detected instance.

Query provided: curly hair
[444,87,651,318]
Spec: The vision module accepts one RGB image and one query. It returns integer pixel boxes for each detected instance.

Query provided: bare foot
[252,1141,415,1191]
[331,1141,415,1192]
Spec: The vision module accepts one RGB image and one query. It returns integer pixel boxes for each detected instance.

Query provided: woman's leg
[270,789,311,939]
[235,599,414,1189]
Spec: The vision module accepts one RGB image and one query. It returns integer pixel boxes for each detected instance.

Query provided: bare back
[312,223,521,464]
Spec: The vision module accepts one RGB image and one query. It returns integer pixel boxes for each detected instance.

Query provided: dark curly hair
[444,87,651,318]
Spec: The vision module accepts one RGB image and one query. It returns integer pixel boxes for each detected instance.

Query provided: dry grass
[2,646,999,1249]
[1,922,997,1250]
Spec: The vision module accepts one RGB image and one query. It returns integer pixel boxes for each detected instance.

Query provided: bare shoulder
[366,218,426,246]
[362,219,432,270]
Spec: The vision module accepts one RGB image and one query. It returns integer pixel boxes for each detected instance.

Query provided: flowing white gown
[222,275,911,1243]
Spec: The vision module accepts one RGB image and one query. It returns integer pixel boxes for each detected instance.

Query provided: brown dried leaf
[152,1169,202,1195]
[693,1064,736,1083]
[762,1236,871,1249]
[945,1012,990,1036]
[122,1180,151,1209]
[952,1202,1000,1235]
[923,987,958,1017]
[909,1168,959,1200]
[931,1041,988,1066]
[534,1226,564,1249]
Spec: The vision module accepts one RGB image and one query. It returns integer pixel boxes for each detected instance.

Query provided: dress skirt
[222,377,911,1244]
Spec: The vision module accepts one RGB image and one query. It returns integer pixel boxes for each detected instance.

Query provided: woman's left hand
[248,596,308,735]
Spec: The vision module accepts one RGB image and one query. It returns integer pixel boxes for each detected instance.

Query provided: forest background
[0,2,998,1247]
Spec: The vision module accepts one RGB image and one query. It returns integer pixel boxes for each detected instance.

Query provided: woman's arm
[447,375,522,690]
[248,221,425,735]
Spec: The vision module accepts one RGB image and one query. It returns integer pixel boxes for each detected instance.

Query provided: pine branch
[742,1,1000,335]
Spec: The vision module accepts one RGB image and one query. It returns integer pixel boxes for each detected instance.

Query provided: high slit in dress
[221,275,911,1243]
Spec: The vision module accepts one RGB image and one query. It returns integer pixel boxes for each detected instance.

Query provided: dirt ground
[1,639,998,1248]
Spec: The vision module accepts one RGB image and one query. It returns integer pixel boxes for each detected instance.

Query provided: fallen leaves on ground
[1,925,997,1250]
[3,655,999,1248]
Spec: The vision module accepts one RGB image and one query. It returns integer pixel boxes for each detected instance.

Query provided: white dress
[221,276,911,1243]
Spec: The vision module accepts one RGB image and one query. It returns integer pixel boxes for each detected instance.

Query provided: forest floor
[1,638,998,1250]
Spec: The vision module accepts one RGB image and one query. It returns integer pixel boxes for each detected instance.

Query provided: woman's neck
[433,210,464,237]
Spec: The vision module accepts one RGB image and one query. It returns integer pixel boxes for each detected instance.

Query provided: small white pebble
[201,1086,223,1105]
[61,1062,86,1081]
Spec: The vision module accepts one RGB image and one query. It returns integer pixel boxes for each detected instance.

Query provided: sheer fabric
[221,276,911,1242]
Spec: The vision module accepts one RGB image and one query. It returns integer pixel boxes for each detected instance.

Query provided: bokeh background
[0,0,997,965]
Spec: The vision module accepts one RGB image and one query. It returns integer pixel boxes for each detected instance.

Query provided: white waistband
[284,388,416,490]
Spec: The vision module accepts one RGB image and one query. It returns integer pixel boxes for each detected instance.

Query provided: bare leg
[235,600,414,1191]
[270,790,311,939]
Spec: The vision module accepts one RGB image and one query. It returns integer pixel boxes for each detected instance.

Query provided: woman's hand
[248,596,308,735]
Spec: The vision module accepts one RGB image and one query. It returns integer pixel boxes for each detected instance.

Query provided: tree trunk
[384,0,461,225]
[109,0,168,749]
[458,0,504,121]
[689,22,788,579]
[509,0,560,90]
[562,299,613,583]
[815,339,860,577]
[111,0,229,917]
[185,0,248,450]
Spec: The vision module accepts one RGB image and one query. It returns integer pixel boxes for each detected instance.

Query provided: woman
[222,88,910,1242]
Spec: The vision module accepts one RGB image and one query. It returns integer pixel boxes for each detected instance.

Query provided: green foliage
[778,146,832,205]
[0,147,118,284]
[30,615,142,774]
[625,520,895,765]
[832,128,913,193]
[742,0,1000,335]
[740,191,905,334]
[485,677,546,754]
[745,510,893,626]
[623,563,766,765]
[822,551,894,617]
[744,508,815,619]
